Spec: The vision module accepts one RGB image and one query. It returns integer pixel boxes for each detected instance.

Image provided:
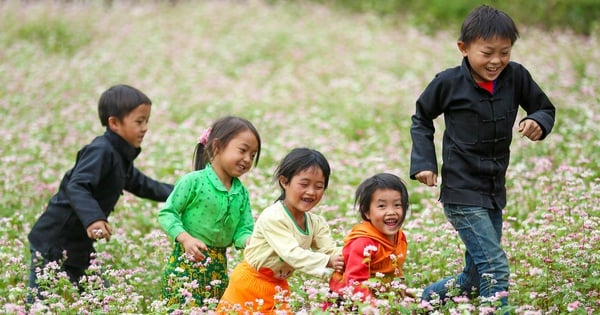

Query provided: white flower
[363,245,378,257]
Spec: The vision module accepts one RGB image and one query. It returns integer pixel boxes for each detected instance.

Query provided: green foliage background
[303,0,600,35]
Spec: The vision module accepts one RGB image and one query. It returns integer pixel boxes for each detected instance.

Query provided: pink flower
[198,127,212,145]
[567,301,580,312]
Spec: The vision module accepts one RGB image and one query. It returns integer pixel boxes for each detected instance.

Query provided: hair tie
[198,127,212,145]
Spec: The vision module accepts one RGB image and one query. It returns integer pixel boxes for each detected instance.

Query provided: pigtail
[192,143,207,171]
[193,127,212,171]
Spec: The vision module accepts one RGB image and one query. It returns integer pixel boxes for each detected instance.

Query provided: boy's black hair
[193,116,261,171]
[459,5,519,45]
[98,84,152,127]
[274,147,331,201]
[355,173,409,226]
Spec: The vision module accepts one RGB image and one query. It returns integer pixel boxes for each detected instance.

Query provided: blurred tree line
[27,0,600,35]
[283,0,599,35]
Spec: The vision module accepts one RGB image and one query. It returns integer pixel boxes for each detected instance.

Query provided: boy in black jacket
[27,84,174,299]
[410,5,555,310]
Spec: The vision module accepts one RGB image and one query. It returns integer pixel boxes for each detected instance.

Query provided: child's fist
[518,119,542,141]
[86,220,113,241]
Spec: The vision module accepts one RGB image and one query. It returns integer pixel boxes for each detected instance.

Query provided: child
[27,84,174,298]
[158,115,261,307]
[217,147,344,314]
[410,5,555,308]
[329,173,409,302]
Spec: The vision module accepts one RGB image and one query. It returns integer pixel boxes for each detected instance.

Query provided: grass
[0,0,598,314]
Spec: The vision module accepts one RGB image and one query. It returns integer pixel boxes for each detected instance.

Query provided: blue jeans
[422,204,509,307]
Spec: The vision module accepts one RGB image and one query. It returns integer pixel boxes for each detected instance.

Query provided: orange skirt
[216,261,292,314]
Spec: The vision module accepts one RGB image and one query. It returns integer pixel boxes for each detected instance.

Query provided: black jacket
[28,129,174,268]
[410,58,555,209]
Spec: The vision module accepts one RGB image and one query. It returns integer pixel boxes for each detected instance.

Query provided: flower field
[0,1,598,314]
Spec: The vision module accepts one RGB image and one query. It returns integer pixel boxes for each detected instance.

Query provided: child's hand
[327,254,345,272]
[518,119,542,141]
[86,220,113,241]
[415,171,437,187]
[176,232,208,262]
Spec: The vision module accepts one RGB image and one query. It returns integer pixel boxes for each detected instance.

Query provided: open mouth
[301,197,314,204]
[384,219,398,227]
[485,66,500,75]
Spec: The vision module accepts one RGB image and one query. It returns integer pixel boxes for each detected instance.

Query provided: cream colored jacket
[244,201,341,280]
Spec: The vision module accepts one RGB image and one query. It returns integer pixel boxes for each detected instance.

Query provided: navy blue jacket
[410,58,555,209]
[28,129,174,268]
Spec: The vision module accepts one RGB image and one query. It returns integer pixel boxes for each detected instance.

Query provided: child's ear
[278,175,288,187]
[107,116,120,130]
[457,41,468,57]
[209,139,220,157]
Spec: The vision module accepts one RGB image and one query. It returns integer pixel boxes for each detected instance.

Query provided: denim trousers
[422,204,509,306]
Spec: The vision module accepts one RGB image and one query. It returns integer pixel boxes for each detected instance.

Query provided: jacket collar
[104,128,141,162]
[204,163,242,194]
[461,57,511,92]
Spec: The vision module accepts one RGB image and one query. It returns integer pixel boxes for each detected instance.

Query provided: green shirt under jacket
[158,164,253,249]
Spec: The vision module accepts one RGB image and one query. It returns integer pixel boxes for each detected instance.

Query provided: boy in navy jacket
[410,5,555,310]
[27,84,174,298]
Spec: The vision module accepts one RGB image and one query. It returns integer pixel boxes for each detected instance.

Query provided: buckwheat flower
[363,245,378,257]
[418,299,434,311]
[2,303,26,315]
[203,297,219,305]
[567,301,581,312]
[529,292,538,299]
[181,288,192,299]
[528,267,543,276]
[481,273,494,279]
[444,278,456,289]
[479,306,496,314]
[306,287,319,299]
[360,305,380,314]
[452,296,469,303]
[480,295,499,308]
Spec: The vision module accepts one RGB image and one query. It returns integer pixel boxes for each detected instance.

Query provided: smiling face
[109,103,151,148]
[280,166,326,218]
[365,188,404,242]
[211,129,259,187]
[458,36,512,83]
